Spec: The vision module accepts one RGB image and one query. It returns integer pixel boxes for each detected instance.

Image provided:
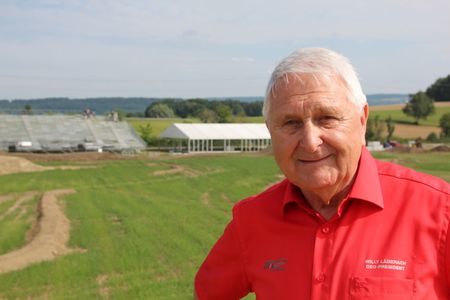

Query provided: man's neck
[302,182,354,221]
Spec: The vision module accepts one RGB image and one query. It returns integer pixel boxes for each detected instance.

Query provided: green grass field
[0,152,448,299]
[370,105,450,126]
[0,192,40,255]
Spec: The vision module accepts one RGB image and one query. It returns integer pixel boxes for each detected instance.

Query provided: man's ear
[360,104,369,145]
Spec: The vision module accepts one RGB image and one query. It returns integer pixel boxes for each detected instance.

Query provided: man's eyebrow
[315,105,342,115]
[277,113,301,121]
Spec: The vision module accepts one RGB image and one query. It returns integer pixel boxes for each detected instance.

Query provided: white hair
[263,48,367,119]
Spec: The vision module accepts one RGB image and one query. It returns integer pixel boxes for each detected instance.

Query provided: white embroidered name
[365,259,407,271]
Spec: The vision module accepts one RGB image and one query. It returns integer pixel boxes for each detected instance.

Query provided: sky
[0,0,449,99]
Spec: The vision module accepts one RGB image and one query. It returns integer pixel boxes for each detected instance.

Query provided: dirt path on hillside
[0,155,90,176]
[0,189,80,274]
[4,151,141,163]
[151,164,200,177]
[0,195,13,204]
[0,191,39,222]
[0,155,47,174]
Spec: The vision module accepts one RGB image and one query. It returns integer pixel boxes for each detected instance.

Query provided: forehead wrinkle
[271,73,350,103]
[276,95,347,122]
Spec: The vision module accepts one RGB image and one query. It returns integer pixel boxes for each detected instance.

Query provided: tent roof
[160,123,271,140]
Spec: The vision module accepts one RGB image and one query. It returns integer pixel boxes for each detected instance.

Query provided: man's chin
[289,173,337,191]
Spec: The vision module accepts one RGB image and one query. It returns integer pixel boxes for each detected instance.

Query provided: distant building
[0,114,146,153]
[160,123,271,153]
[366,141,385,151]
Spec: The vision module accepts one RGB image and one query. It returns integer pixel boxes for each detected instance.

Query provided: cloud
[0,0,449,98]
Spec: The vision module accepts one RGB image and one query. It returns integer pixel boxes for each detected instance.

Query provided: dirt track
[3,151,147,163]
[0,155,89,176]
[152,164,200,176]
[0,189,80,274]
[0,155,48,175]
[0,191,39,222]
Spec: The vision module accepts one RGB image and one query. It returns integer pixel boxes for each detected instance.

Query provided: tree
[426,74,450,102]
[402,91,435,125]
[198,108,218,123]
[365,115,385,141]
[426,132,439,143]
[242,101,264,117]
[214,103,232,123]
[138,123,153,146]
[365,118,375,141]
[116,110,125,121]
[170,98,207,118]
[145,103,175,118]
[224,100,246,117]
[22,104,32,114]
[385,115,395,141]
[439,112,450,138]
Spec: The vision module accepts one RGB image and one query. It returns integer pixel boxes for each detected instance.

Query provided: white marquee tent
[160,123,271,153]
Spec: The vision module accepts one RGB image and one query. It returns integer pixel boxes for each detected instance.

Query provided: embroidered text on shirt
[365,258,407,271]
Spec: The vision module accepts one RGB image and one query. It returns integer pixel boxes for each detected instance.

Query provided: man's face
[266,74,368,195]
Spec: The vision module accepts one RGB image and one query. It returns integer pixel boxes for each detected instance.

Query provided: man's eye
[321,116,336,120]
[283,120,302,127]
[319,116,339,126]
[279,120,302,133]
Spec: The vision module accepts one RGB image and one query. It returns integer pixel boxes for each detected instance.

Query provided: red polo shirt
[195,147,450,299]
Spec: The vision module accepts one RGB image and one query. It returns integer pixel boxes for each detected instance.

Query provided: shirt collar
[347,146,384,209]
[282,146,384,216]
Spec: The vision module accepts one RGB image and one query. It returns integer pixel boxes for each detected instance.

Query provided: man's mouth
[298,154,332,163]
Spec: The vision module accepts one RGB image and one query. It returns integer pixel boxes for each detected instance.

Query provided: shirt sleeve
[195,218,251,300]
[446,210,450,288]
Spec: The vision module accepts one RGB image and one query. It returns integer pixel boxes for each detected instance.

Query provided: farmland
[127,102,450,140]
[0,153,279,299]
[0,151,449,299]
[369,102,450,126]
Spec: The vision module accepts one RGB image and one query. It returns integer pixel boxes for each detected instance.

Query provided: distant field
[126,102,450,140]
[368,102,450,139]
[369,102,450,126]
[0,151,448,299]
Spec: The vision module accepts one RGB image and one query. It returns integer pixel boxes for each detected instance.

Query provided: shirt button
[321,226,330,234]
[316,273,326,283]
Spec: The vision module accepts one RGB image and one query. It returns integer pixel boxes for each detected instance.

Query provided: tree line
[0,97,160,115]
[366,74,450,143]
[144,98,264,122]
[402,74,450,124]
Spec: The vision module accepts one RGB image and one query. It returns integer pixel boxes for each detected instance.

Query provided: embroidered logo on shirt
[263,259,287,271]
[365,258,407,271]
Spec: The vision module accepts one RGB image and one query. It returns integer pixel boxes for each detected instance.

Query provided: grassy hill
[0,151,449,299]
[370,103,450,126]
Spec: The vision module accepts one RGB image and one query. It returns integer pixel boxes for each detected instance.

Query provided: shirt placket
[310,220,335,300]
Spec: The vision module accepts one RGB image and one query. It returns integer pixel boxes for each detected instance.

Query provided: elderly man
[194,48,450,299]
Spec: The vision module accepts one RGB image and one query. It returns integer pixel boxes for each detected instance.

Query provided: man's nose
[298,122,322,152]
